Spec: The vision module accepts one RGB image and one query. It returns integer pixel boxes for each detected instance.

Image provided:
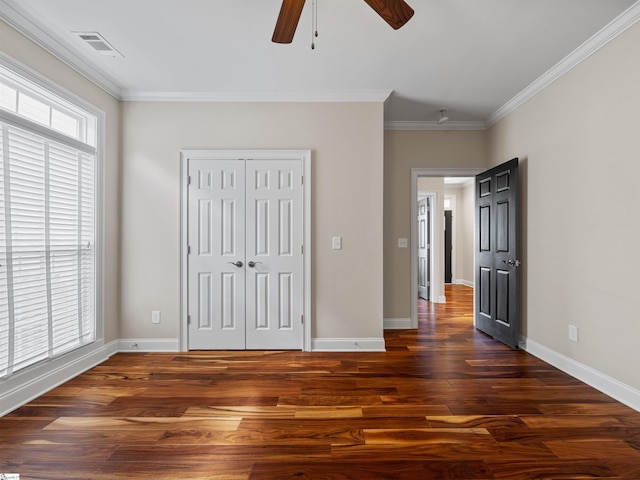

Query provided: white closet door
[188,159,246,350]
[187,158,304,350]
[245,160,303,350]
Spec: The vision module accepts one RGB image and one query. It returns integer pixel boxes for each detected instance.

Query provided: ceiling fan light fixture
[437,108,449,125]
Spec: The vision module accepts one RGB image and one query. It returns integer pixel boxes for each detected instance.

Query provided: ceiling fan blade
[272,0,306,44]
[362,0,414,30]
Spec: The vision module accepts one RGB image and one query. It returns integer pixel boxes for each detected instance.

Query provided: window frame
[0,65,93,146]
[0,52,104,388]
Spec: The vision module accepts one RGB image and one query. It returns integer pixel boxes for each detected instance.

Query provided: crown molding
[119,89,393,103]
[3,0,639,123]
[385,121,486,131]
[486,0,640,128]
[0,0,123,99]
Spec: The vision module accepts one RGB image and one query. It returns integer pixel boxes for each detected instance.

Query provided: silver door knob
[228,261,243,268]
[502,259,521,267]
[248,261,261,268]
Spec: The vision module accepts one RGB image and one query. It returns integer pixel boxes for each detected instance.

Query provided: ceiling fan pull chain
[311,0,318,49]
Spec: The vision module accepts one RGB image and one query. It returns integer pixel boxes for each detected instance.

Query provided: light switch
[151,310,161,324]
[398,238,408,248]
[332,236,342,250]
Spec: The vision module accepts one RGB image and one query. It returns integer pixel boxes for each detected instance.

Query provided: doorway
[444,210,452,283]
[410,168,484,329]
[180,150,312,351]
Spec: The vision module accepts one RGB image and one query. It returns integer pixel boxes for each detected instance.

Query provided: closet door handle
[248,261,261,268]
[228,261,243,268]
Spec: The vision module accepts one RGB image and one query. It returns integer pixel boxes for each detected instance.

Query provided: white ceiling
[444,177,472,186]
[1,0,638,127]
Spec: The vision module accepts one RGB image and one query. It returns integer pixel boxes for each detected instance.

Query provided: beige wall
[1,20,122,343]
[3,19,386,348]
[120,101,385,342]
[486,21,640,390]
[384,130,486,319]
[458,181,475,285]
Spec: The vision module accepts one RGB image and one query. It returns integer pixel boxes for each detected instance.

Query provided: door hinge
[301,245,304,255]
[187,175,191,185]
[301,175,304,185]
[187,246,191,255]
[187,315,191,325]
[301,315,304,324]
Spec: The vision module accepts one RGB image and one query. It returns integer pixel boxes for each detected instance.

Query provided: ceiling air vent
[73,31,123,58]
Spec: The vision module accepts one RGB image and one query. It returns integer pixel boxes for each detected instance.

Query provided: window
[0,57,101,379]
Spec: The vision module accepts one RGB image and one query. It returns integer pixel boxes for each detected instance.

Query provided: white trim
[117,338,180,352]
[179,149,312,352]
[121,90,393,103]
[410,169,485,329]
[0,108,95,154]
[180,156,189,352]
[385,121,486,131]
[0,341,113,417]
[384,318,412,330]
[0,52,103,150]
[525,338,640,413]
[0,1,122,98]
[311,338,386,352]
[455,279,474,288]
[486,1,640,127]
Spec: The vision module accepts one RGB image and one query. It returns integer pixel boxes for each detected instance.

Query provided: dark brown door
[475,158,520,349]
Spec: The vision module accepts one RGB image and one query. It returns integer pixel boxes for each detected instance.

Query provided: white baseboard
[384,318,412,330]
[311,338,386,352]
[455,279,474,288]
[0,342,113,417]
[525,338,640,412]
[438,295,447,303]
[1,338,179,416]
[117,338,180,352]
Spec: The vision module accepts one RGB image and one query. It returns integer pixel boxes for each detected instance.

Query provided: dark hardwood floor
[2,284,640,479]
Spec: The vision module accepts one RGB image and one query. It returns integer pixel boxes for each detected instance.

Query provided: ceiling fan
[272,0,415,44]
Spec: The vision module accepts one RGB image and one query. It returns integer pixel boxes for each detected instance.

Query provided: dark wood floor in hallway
[2,285,640,479]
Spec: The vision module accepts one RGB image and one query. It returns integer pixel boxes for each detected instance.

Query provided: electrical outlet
[332,236,342,250]
[568,325,578,342]
[151,310,161,324]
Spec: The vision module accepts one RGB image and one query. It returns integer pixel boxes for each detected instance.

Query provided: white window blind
[0,59,98,379]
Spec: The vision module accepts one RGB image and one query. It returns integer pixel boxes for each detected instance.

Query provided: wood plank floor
[2,285,640,479]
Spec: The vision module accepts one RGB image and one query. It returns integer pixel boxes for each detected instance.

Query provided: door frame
[410,168,484,329]
[179,149,312,351]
